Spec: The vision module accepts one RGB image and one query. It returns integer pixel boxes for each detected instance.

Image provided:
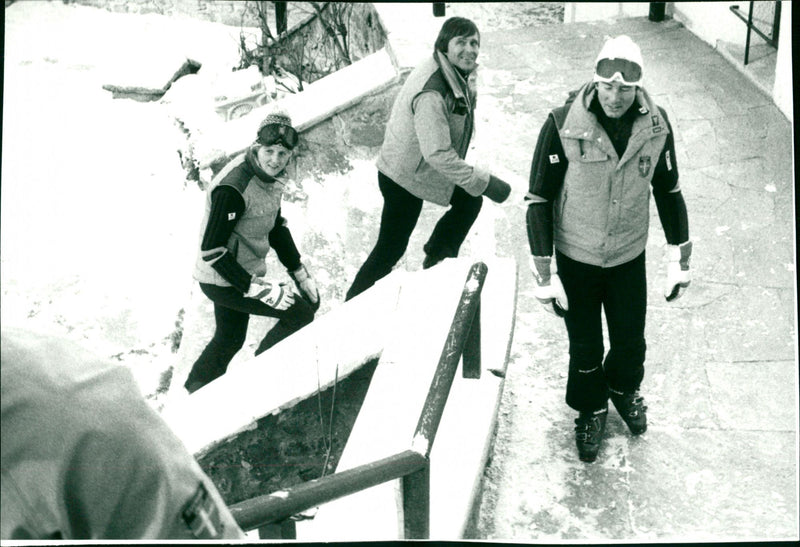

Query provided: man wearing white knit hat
[186,107,319,393]
[525,35,692,462]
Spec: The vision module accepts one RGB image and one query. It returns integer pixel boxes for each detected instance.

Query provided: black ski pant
[345,171,482,301]
[556,250,647,412]
[184,282,315,393]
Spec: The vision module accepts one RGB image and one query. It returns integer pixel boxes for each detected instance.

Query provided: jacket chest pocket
[577,139,609,163]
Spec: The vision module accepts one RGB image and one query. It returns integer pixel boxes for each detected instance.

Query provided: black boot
[574,407,608,462]
[610,390,648,435]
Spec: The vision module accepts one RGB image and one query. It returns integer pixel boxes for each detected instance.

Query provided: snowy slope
[1,1,388,401]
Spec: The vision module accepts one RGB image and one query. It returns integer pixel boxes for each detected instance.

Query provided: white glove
[246,277,295,310]
[530,255,568,316]
[289,263,320,311]
[664,241,692,301]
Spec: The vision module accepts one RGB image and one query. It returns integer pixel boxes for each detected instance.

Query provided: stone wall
[274,3,386,86]
[291,81,400,182]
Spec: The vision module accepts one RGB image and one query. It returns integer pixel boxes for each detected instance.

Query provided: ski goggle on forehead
[257,124,299,150]
[594,58,642,86]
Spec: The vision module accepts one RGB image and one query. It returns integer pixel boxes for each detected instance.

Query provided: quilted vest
[193,150,286,286]
[552,83,668,267]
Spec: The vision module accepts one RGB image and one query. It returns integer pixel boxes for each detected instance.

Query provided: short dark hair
[434,17,480,53]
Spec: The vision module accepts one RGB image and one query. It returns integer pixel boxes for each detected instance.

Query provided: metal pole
[772,0,781,46]
[744,1,754,65]
[229,450,428,532]
[461,300,481,379]
[648,2,666,22]
[402,463,430,539]
[414,262,488,457]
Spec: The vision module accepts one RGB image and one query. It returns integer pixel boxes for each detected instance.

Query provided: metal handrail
[227,262,489,538]
[413,262,487,458]
[730,2,781,65]
[229,449,428,531]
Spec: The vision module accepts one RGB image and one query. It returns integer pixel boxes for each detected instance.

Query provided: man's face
[257,144,292,177]
[595,80,637,118]
[445,32,480,73]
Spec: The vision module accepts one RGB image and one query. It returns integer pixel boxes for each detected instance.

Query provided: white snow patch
[684,469,715,496]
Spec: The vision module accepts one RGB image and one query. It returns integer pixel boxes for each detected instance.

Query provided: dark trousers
[556,250,647,412]
[345,171,482,300]
[184,282,315,392]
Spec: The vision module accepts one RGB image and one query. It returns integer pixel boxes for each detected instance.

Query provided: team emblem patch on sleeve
[549,154,560,164]
[182,483,224,539]
[228,212,236,221]
[665,150,673,171]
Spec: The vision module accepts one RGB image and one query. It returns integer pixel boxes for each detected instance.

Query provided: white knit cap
[593,35,644,85]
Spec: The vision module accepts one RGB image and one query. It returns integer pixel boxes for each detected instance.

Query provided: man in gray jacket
[525,36,692,462]
[345,16,511,300]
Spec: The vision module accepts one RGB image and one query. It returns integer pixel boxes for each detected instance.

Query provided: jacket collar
[561,82,668,166]
[434,50,477,111]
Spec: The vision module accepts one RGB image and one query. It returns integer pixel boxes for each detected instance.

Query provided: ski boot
[574,407,608,462]
[610,389,648,435]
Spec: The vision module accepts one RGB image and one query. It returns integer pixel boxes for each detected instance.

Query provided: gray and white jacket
[376,50,490,206]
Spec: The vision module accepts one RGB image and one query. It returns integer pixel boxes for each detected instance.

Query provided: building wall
[771,2,792,121]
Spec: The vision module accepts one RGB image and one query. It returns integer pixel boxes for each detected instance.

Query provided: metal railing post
[462,300,481,379]
[772,1,781,46]
[414,262,488,457]
[744,1,754,65]
[402,462,430,539]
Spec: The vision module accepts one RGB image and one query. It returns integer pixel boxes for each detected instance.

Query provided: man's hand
[664,241,692,301]
[246,277,295,310]
[289,263,320,311]
[530,255,568,316]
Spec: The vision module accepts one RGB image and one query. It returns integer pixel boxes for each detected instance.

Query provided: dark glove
[483,175,511,203]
